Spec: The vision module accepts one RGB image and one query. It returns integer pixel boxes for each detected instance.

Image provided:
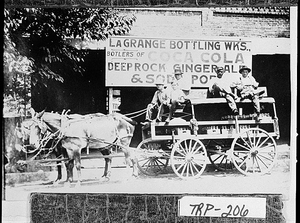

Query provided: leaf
[4,7,136,86]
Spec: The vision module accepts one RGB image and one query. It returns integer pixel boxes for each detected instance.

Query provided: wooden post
[108,88,114,114]
[2,138,5,200]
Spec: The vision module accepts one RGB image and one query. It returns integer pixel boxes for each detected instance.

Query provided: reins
[123,108,147,119]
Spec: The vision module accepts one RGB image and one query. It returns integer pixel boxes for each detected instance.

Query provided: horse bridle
[21,118,61,155]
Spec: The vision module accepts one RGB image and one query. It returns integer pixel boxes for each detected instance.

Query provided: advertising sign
[106,37,252,87]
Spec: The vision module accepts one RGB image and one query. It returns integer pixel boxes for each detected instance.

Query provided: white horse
[26,109,138,185]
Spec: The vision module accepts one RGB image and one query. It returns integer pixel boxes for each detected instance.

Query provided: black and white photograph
[2,1,297,222]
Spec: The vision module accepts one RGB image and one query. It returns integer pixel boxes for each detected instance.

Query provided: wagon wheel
[171,138,207,179]
[207,146,235,171]
[230,128,277,175]
[136,140,170,176]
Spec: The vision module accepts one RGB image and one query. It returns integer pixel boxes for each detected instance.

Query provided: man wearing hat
[145,75,169,122]
[236,65,261,120]
[173,67,191,94]
[164,68,191,122]
[208,66,239,115]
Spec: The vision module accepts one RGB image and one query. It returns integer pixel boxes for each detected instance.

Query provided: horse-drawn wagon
[16,86,279,183]
[136,87,280,179]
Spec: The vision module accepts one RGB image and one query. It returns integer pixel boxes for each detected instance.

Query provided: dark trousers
[242,94,260,114]
[168,99,191,120]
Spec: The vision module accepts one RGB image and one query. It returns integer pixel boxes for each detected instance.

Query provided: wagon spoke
[254,156,262,172]
[253,130,257,146]
[155,159,167,166]
[231,128,277,175]
[143,159,153,169]
[189,163,195,177]
[191,144,204,155]
[235,142,251,151]
[190,161,202,175]
[184,140,188,152]
[256,153,275,163]
[149,160,159,169]
[187,140,192,153]
[191,159,204,168]
[255,134,262,148]
[252,156,256,173]
[175,146,187,157]
[178,144,187,154]
[256,137,271,150]
[233,150,250,154]
[138,157,151,165]
[189,140,199,153]
[247,130,255,147]
[180,163,188,176]
[188,163,194,177]
[240,136,252,150]
[185,163,190,177]
[208,149,234,171]
[138,155,151,161]
[219,155,226,165]
[256,155,270,169]
[153,160,164,171]
[189,162,196,175]
[246,131,254,147]
[186,163,192,177]
[173,155,186,160]
[254,129,261,147]
[257,144,275,151]
[237,155,250,169]
[171,139,207,179]
[193,156,206,164]
[212,154,224,163]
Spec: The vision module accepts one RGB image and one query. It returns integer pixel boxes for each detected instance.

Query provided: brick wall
[122,7,290,38]
[202,8,290,37]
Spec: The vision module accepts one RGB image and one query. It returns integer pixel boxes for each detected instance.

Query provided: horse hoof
[133,173,139,178]
[64,181,71,188]
[53,181,59,186]
[100,176,110,182]
[131,175,139,180]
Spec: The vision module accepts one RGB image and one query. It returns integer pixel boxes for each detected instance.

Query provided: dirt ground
[2,143,296,223]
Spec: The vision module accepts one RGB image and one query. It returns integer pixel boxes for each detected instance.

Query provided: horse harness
[32,115,133,155]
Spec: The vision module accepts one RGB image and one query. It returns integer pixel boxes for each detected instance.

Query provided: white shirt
[208,75,233,93]
[175,77,191,91]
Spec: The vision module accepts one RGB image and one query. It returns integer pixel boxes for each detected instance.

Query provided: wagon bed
[137,87,279,179]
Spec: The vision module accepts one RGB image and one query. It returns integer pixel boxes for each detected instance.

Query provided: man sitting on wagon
[164,81,187,123]
[164,68,191,123]
[145,75,169,122]
[208,67,239,116]
[173,67,191,97]
[235,65,262,121]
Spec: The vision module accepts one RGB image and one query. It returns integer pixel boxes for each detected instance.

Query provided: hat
[173,68,183,75]
[239,65,251,74]
[216,67,224,72]
[155,75,164,85]
[181,83,190,91]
